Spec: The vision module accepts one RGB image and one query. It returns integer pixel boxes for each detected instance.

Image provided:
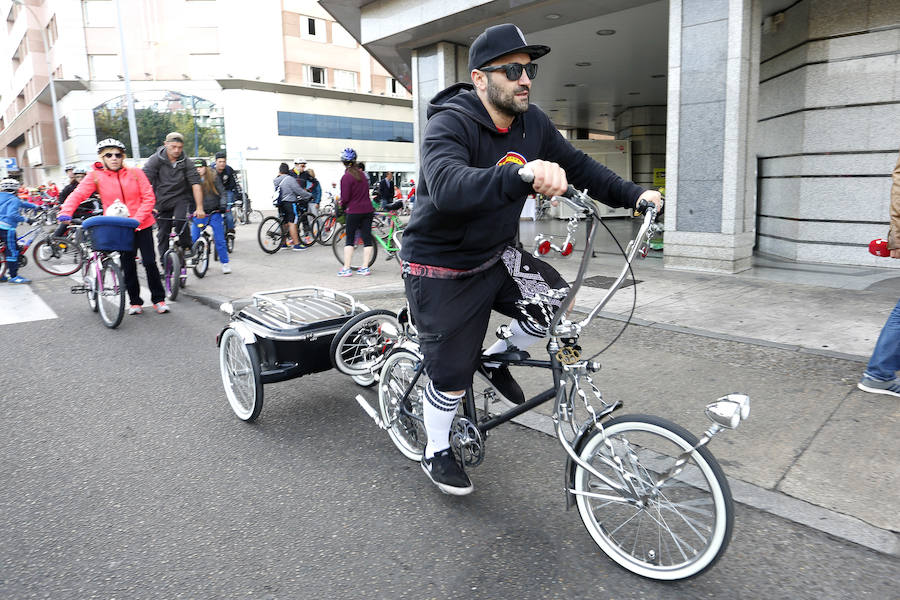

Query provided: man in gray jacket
[143,131,203,264]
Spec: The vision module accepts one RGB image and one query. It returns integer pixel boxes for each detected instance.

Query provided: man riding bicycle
[399,23,662,495]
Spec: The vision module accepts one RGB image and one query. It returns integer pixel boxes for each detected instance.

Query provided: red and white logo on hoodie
[496,152,526,167]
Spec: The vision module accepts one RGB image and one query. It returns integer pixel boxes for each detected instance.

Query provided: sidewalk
[177,221,900,555]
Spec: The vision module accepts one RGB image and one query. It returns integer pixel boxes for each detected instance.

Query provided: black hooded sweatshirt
[400,83,645,270]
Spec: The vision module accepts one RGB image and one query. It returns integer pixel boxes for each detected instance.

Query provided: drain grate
[583,275,641,289]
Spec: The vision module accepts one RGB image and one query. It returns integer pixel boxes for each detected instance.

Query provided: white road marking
[0,284,58,325]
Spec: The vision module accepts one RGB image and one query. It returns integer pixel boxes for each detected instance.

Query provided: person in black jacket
[58,167,86,204]
[142,131,203,266]
[377,172,394,209]
[213,151,240,232]
[401,23,662,496]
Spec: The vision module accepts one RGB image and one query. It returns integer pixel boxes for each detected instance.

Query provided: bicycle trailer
[217,286,371,421]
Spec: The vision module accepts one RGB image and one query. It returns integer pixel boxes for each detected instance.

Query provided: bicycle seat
[382,200,404,212]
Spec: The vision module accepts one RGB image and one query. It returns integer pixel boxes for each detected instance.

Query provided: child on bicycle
[192,158,231,274]
[0,178,40,283]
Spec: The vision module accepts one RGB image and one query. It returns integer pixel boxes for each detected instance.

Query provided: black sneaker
[421,448,473,495]
[480,364,526,405]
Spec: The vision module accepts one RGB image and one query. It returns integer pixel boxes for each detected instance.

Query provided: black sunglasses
[479,62,538,81]
[103,152,124,158]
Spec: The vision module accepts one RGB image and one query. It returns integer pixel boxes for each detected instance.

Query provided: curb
[506,405,899,557]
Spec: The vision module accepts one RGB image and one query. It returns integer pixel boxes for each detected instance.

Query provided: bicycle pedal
[70,286,87,294]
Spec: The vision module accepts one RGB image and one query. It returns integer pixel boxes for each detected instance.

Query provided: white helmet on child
[0,178,20,192]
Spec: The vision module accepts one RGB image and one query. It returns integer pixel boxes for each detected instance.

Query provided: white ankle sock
[483,319,543,367]
[423,382,464,459]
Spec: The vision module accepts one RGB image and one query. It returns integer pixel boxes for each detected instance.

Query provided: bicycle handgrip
[517,167,577,198]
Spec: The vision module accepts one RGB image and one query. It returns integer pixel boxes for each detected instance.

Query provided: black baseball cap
[467,23,550,72]
[194,158,207,167]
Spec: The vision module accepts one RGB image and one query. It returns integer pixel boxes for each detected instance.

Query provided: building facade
[321,0,899,271]
[0,0,415,202]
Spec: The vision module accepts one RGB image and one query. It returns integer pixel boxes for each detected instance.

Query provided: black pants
[156,201,192,262]
[404,247,567,392]
[344,212,374,247]
[122,227,165,305]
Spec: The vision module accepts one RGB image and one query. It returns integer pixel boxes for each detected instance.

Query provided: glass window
[305,65,325,86]
[301,17,326,42]
[333,69,356,92]
[275,112,413,143]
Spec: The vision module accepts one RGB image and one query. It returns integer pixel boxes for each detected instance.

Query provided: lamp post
[114,0,140,158]
[14,0,66,174]
[189,95,200,157]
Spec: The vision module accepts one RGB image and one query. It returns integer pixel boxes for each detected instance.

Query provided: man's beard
[486,77,530,117]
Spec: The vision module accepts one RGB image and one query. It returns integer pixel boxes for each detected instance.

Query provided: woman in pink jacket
[58,138,169,314]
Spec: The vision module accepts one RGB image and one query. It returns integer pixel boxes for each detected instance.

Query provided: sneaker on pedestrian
[356,266,371,276]
[421,448,473,495]
[480,363,526,404]
[337,267,353,277]
[221,263,231,274]
[154,301,170,314]
[128,304,143,315]
[0,275,7,283]
[857,374,900,397]
[292,244,307,251]
[8,275,31,284]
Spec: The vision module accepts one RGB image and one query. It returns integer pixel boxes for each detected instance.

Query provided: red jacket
[60,162,157,230]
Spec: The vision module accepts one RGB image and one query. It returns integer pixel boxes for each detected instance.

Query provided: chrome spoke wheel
[573,415,732,580]
[377,348,429,461]
[219,327,263,421]
[330,310,400,376]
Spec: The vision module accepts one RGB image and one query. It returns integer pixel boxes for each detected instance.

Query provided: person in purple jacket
[337,148,375,277]
[400,24,663,495]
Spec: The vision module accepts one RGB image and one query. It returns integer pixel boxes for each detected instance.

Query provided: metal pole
[114,0,140,158]
[21,0,67,175]
[190,95,199,156]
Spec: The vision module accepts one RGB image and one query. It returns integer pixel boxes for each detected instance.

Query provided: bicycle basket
[82,216,139,252]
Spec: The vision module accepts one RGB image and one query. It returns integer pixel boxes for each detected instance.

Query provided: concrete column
[616,105,667,191]
[411,42,468,175]
[665,0,761,273]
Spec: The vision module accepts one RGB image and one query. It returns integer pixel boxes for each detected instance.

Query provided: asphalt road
[1,273,897,599]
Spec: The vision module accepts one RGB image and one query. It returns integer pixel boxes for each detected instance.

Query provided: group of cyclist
[31,132,240,315]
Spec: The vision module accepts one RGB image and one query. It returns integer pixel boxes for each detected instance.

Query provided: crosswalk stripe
[0,284,58,325]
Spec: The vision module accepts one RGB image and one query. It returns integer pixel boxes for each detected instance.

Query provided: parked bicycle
[330,201,405,269]
[343,169,750,581]
[231,189,263,225]
[69,216,135,329]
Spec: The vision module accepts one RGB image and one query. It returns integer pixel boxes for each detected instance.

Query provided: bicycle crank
[450,417,484,467]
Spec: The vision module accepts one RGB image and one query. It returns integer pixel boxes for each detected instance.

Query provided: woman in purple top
[337,148,375,276]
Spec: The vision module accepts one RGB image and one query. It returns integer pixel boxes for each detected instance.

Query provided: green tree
[93,106,223,159]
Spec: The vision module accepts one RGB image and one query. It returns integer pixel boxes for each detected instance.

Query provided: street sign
[2,157,18,171]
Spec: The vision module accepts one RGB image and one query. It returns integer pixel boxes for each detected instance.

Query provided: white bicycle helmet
[96,138,126,153]
[0,178,20,192]
[73,167,87,175]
